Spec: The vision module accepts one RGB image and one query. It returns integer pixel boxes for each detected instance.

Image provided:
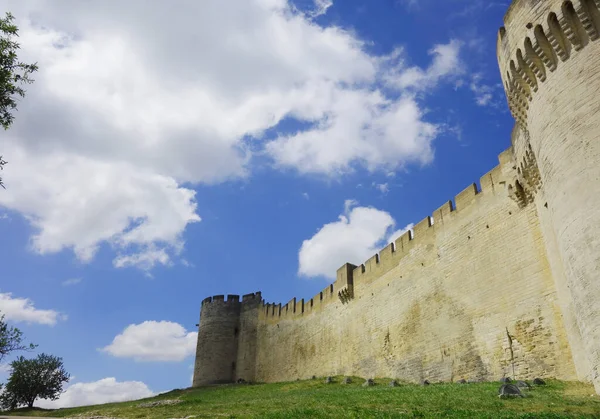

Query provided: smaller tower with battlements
[192,292,262,386]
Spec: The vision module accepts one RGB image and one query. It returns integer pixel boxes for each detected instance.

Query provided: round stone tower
[498,0,600,392]
[192,295,241,386]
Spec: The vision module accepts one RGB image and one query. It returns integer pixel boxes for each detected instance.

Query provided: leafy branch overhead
[0,155,5,189]
[0,314,37,364]
[0,12,38,189]
[0,12,37,130]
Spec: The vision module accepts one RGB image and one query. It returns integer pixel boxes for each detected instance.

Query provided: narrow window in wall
[234,327,239,337]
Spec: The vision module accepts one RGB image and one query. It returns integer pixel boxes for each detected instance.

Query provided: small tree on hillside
[0,353,70,409]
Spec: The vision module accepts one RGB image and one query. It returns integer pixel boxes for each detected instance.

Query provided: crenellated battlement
[256,147,519,323]
[498,0,600,128]
[242,292,262,303]
[261,283,337,320]
[346,154,516,288]
[202,292,263,307]
[201,294,237,306]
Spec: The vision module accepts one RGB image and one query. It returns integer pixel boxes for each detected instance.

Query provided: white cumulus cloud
[35,377,154,408]
[374,183,390,194]
[298,200,413,279]
[101,321,197,362]
[266,94,439,175]
[0,0,464,270]
[382,40,464,91]
[0,292,65,325]
[0,149,200,270]
[310,0,333,17]
[469,73,501,107]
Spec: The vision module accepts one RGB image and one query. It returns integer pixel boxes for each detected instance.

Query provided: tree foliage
[0,11,38,188]
[1,353,70,409]
[0,313,36,364]
[0,11,37,130]
[0,155,6,189]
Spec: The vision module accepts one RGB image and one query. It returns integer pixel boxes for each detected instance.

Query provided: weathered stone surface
[194,155,581,387]
[498,384,524,398]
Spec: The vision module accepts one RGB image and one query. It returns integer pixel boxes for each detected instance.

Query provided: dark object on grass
[389,380,398,387]
[237,378,247,384]
[311,375,316,380]
[498,384,524,398]
[515,380,531,390]
[533,378,546,385]
[500,377,512,383]
[457,379,467,384]
[362,378,375,387]
[342,377,352,384]
[422,380,430,386]
[324,376,333,384]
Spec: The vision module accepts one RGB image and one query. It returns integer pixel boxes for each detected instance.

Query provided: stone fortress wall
[194,0,600,393]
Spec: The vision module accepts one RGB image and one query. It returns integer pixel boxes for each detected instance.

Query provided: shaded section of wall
[193,295,241,386]
[235,293,262,382]
[253,152,577,384]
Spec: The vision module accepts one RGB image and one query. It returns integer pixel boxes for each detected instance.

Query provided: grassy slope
[4,378,600,418]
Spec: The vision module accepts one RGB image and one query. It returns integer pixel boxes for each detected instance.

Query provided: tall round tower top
[497,0,600,127]
[497,0,565,77]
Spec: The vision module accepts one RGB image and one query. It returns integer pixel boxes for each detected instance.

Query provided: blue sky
[0,0,513,407]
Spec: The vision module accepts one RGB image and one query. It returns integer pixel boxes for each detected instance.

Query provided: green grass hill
[3,377,600,418]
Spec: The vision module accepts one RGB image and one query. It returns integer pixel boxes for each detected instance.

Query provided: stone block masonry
[193,0,600,393]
